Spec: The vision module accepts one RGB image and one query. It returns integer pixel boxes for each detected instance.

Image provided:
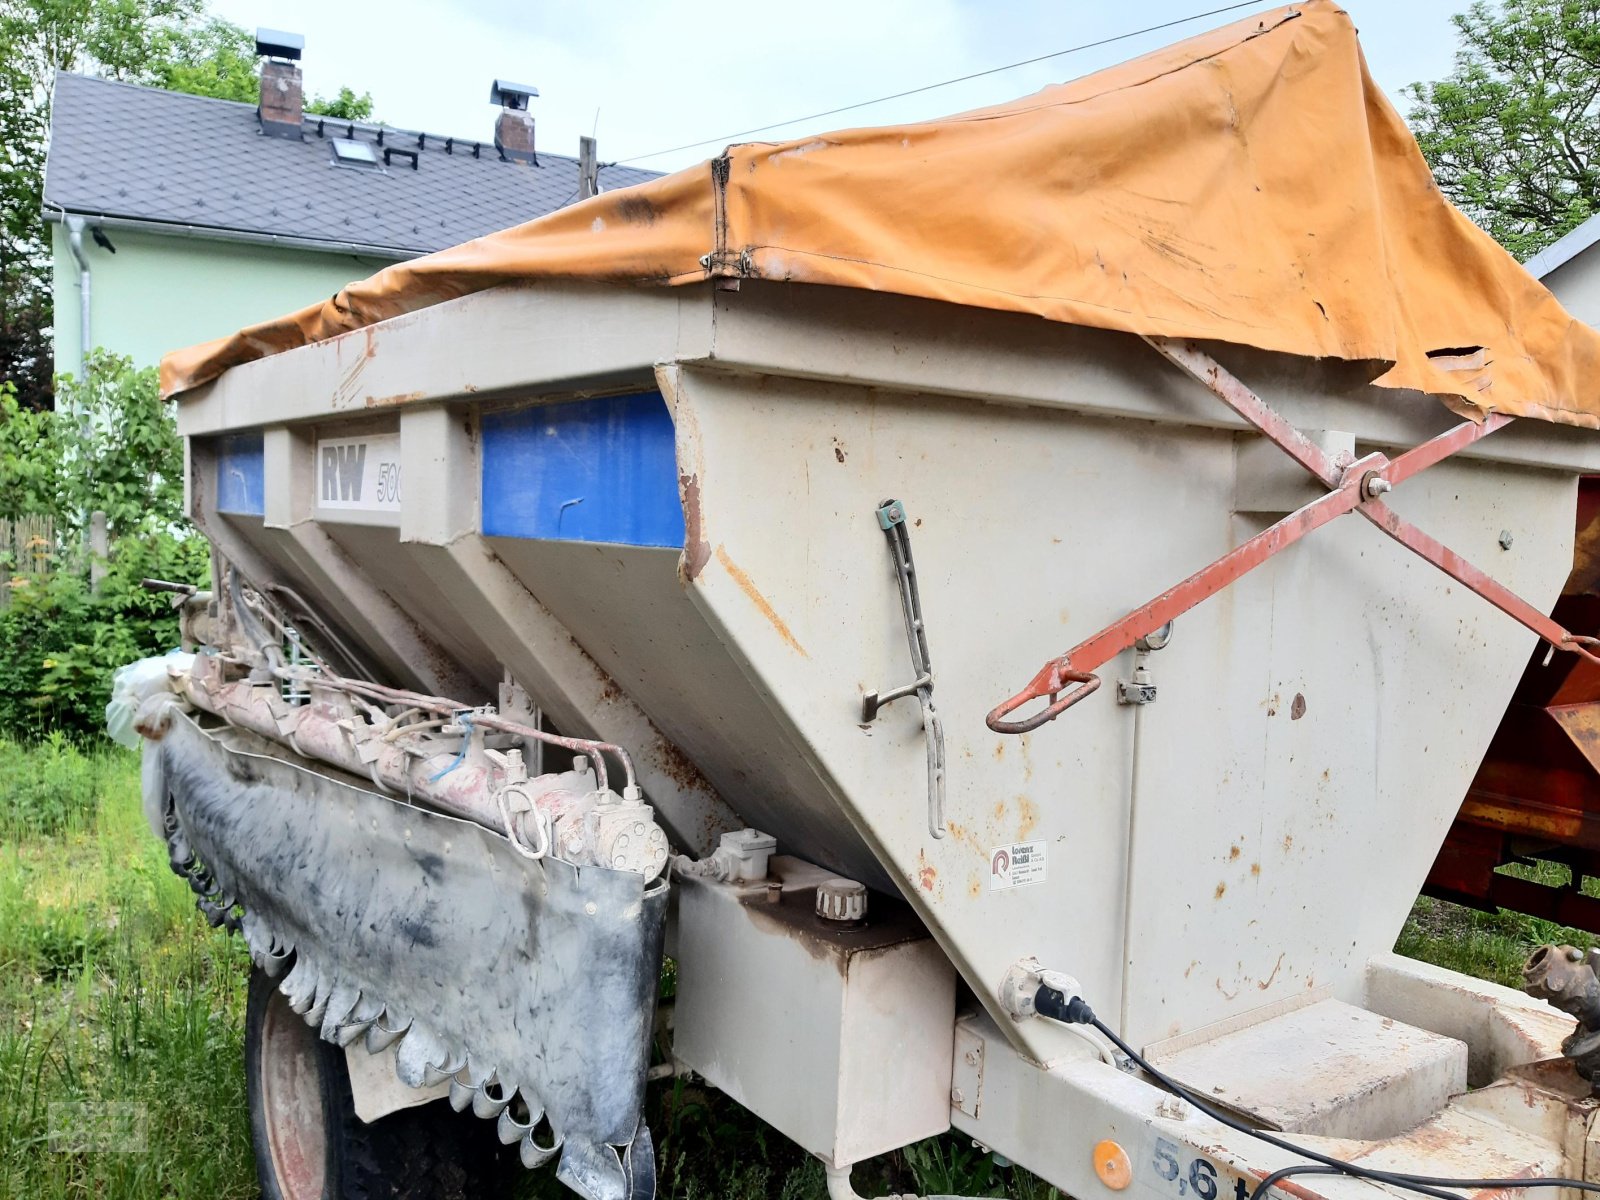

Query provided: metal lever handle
[862,673,931,723]
[864,499,948,839]
[986,668,1101,734]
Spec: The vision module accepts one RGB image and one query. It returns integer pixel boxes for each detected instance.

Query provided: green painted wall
[51,222,396,377]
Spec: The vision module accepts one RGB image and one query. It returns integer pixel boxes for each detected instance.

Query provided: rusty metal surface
[1424,474,1600,931]
[1523,943,1600,1088]
[1425,688,1600,928]
[1565,480,1600,596]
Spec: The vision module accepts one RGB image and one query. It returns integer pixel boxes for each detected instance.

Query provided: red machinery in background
[1427,477,1600,928]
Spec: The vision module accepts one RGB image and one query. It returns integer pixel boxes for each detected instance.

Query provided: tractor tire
[245,964,519,1199]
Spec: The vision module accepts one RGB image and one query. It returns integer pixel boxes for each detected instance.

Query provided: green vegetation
[1409,0,1600,259]
[1398,861,1600,987]
[0,354,207,740]
[0,737,252,1198]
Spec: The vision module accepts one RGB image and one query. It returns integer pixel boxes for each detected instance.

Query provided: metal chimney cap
[490,79,540,110]
[255,28,304,60]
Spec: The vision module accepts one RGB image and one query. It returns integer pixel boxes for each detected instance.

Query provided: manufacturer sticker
[989,840,1046,890]
[316,433,401,513]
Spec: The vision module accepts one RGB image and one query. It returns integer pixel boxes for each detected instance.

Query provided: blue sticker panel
[215,433,265,517]
[481,392,684,547]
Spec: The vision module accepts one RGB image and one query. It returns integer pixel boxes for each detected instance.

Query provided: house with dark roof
[42,36,659,376]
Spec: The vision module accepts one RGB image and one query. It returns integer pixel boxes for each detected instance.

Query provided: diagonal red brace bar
[987,340,1600,735]
[1359,499,1600,662]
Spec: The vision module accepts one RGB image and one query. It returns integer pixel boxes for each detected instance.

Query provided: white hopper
[175,279,1600,1064]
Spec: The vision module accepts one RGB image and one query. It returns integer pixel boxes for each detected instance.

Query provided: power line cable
[614,0,1267,164]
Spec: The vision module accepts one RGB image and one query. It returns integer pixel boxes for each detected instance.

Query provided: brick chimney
[255,28,305,140]
[490,79,539,164]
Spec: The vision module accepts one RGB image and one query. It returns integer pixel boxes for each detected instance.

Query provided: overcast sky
[208,0,1466,175]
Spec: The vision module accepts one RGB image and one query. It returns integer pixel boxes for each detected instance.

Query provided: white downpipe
[1118,698,1146,1039]
[825,1165,894,1200]
[65,215,91,381]
[824,1162,973,1200]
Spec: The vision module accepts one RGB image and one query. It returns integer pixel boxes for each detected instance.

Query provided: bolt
[1569,946,1585,962]
[584,902,598,916]
[965,1049,980,1066]
[1363,475,1392,499]
[1499,530,1514,550]
[951,1087,965,1105]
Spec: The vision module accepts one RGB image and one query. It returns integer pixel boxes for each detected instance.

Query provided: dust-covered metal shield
[148,711,666,1200]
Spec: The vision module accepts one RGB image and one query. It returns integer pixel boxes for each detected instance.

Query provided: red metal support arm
[987,339,1600,735]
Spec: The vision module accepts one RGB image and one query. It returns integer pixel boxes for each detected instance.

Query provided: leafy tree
[0,353,207,738]
[156,21,377,116]
[0,10,57,411]
[0,284,52,414]
[1408,0,1600,259]
[154,16,259,103]
[308,85,375,121]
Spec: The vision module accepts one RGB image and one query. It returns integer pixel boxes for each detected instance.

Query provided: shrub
[0,733,106,838]
[0,354,207,742]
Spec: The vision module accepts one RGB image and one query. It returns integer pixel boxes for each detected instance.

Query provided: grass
[1397,860,1600,988]
[0,735,253,1199]
[0,736,1583,1199]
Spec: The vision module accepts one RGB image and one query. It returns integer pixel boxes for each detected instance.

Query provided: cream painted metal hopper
[171,278,1600,1197]
[178,281,1600,1053]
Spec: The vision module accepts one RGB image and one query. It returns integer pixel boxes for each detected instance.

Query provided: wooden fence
[0,514,56,609]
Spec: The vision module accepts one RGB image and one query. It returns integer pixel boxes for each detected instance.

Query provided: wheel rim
[259,988,329,1199]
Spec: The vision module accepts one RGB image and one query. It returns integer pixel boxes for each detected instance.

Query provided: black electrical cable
[1034,986,1600,1200]
[1252,1166,1345,1199]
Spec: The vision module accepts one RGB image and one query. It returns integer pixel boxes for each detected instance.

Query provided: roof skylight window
[330,138,381,169]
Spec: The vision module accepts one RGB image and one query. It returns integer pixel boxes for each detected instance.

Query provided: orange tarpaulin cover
[162,1,1600,427]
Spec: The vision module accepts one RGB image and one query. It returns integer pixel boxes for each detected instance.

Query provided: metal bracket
[1116,624,1172,705]
[1116,675,1158,706]
[951,1020,986,1119]
[863,499,948,839]
[987,338,1600,734]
